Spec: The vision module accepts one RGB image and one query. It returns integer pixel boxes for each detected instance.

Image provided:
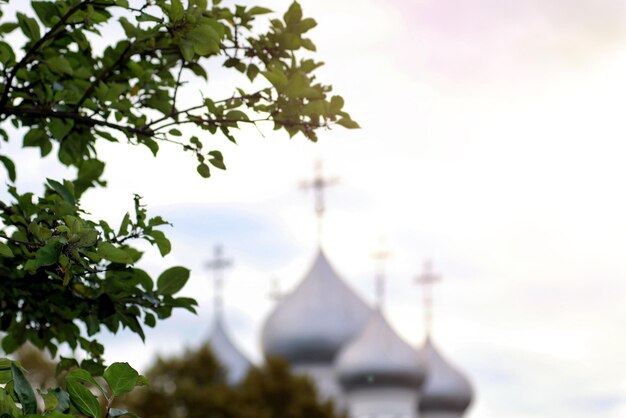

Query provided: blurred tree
[125,344,346,418]
[14,344,56,390]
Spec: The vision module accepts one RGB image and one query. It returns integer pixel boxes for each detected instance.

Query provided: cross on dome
[300,160,339,242]
[371,239,392,310]
[205,245,232,315]
[268,276,282,302]
[416,259,441,338]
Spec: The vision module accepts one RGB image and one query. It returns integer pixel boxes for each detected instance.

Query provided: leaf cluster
[0,357,145,418]
[0,183,195,362]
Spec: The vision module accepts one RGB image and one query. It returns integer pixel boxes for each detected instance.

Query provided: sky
[3,0,626,417]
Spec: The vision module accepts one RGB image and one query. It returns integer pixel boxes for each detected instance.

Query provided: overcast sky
[3,0,626,417]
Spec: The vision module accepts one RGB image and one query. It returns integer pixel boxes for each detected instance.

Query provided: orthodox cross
[268,276,282,302]
[205,245,232,315]
[371,240,391,310]
[300,160,339,242]
[415,259,441,338]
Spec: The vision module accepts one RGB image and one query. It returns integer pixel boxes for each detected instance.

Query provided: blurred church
[204,163,474,418]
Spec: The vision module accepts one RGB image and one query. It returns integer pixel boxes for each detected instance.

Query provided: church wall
[344,387,419,418]
[421,413,463,418]
[294,363,346,408]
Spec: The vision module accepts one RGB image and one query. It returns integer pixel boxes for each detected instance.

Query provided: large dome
[261,249,371,364]
[208,315,252,385]
[418,338,473,414]
[336,310,427,391]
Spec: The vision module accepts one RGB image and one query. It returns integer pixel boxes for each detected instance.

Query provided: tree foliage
[0,355,147,417]
[0,0,357,366]
[125,344,347,418]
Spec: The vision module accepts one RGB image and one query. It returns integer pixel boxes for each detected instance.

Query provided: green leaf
[35,240,63,267]
[47,178,76,205]
[0,155,15,182]
[11,363,37,415]
[157,266,190,295]
[143,313,156,327]
[0,388,21,417]
[55,357,79,376]
[67,380,101,418]
[16,12,41,41]
[136,375,149,387]
[49,388,70,412]
[298,17,317,33]
[80,360,105,377]
[0,242,13,258]
[262,68,288,91]
[118,212,131,235]
[248,6,272,15]
[0,23,19,35]
[32,2,58,27]
[284,1,302,25]
[1,335,17,354]
[66,368,106,396]
[0,41,15,66]
[329,95,344,115]
[337,118,360,129]
[103,363,138,397]
[43,391,58,411]
[246,63,260,81]
[170,0,184,21]
[98,242,133,264]
[46,56,73,75]
[147,230,171,256]
[0,369,11,385]
[197,163,211,178]
[225,110,249,122]
[208,150,226,170]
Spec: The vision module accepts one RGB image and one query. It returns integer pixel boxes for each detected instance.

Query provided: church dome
[335,310,427,391]
[208,315,252,385]
[418,338,473,414]
[261,249,371,364]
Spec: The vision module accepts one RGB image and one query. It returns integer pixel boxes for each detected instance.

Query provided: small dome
[208,315,251,384]
[336,310,427,391]
[261,249,371,364]
[418,338,473,414]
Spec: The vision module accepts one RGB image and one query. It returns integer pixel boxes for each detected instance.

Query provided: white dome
[208,315,251,385]
[261,249,371,364]
[418,338,473,414]
[336,310,427,391]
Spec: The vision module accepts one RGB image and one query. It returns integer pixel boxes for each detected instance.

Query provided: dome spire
[416,259,441,338]
[268,276,282,302]
[205,245,232,316]
[371,237,391,310]
[299,160,338,243]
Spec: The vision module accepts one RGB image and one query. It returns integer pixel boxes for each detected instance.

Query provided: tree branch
[0,233,37,247]
[74,41,134,110]
[0,106,155,137]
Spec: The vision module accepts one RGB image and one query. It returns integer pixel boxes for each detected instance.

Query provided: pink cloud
[390,0,626,82]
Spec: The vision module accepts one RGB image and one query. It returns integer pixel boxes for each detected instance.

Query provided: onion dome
[336,310,427,391]
[418,338,473,414]
[261,249,371,364]
[208,315,252,385]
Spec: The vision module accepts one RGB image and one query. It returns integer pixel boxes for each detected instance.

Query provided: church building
[204,163,475,418]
